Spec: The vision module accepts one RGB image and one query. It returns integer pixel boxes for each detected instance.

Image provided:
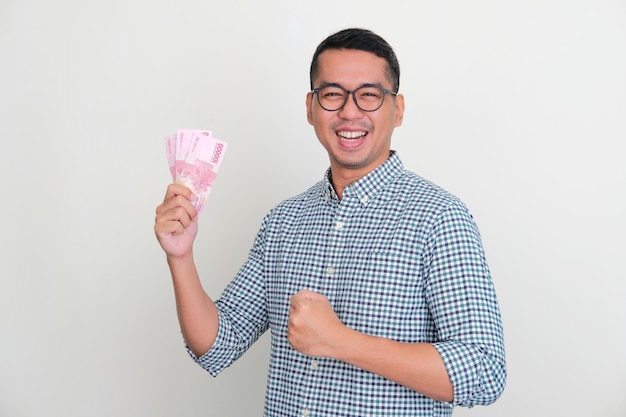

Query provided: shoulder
[390,170,469,215]
[380,169,485,247]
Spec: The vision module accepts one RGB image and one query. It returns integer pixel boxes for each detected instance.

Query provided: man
[155,28,506,416]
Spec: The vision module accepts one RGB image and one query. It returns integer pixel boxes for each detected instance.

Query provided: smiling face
[307,48,405,188]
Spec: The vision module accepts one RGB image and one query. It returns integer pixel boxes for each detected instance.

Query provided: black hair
[309,28,400,93]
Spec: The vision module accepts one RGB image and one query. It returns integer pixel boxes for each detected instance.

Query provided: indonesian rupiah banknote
[165,128,227,213]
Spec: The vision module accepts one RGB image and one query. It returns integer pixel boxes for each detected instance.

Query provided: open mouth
[337,130,367,142]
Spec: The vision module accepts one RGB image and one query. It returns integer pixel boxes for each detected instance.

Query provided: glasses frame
[311,83,398,112]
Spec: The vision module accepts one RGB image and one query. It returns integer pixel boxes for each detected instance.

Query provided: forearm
[168,252,219,357]
[332,327,453,402]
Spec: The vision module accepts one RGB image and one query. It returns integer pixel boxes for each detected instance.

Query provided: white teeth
[337,131,366,139]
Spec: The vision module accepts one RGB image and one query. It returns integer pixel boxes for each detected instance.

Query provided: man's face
[307,48,404,182]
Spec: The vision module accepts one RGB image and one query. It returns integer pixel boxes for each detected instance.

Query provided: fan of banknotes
[164,128,227,213]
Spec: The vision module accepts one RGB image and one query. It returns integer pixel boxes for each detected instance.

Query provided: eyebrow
[316,82,386,90]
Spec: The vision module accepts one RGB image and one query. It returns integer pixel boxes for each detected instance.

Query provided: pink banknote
[164,134,176,179]
[165,128,228,213]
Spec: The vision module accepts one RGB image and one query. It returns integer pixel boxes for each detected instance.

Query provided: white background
[1,1,625,416]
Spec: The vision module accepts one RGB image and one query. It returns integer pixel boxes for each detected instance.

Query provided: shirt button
[362,196,370,204]
[311,360,319,369]
[326,266,335,275]
[302,408,310,416]
[335,221,344,230]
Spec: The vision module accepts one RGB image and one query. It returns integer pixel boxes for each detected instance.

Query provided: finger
[290,292,309,311]
[163,183,196,202]
[156,202,192,222]
[289,293,299,307]
[156,194,197,220]
[154,217,185,236]
[155,206,193,235]
[298,289,321,300]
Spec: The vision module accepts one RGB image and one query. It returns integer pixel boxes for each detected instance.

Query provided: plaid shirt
[190,152,506,416]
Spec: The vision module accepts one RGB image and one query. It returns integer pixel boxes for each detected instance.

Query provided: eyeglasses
[311,84,398,112]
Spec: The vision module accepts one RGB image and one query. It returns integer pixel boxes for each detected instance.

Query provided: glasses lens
[355,86,384,111]
[317,86,346,111]
[316,86,385,111]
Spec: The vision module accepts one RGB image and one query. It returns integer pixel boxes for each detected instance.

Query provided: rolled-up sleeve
[186,216,271,377]
[425,202,507,407]
[186,309,238,377]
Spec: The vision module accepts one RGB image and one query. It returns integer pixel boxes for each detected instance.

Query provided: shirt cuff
[433,341,505,407]
[185,310,235,377]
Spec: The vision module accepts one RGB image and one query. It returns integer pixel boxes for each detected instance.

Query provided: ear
[394,93,405,127]
[306,92,314,125]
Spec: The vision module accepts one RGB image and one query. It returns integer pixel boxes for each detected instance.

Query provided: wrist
[166,250,194,268]
[328,324,359,361]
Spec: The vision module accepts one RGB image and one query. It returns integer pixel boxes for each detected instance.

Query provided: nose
[338,92,363,118]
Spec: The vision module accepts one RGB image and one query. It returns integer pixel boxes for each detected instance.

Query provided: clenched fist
[287,290,347,358]
[154,183,198,259]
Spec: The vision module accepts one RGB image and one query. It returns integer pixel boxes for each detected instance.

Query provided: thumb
[298,289,324,300]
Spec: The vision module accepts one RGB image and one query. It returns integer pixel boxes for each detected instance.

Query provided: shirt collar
[322,151,404,205]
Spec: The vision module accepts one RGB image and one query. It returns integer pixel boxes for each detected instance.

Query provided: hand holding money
[155,129,228,259]
[154,183,199,259]
[164,128,228,214]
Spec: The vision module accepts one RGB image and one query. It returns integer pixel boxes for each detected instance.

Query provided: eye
[321,87,345,99]
[358,88,383,100]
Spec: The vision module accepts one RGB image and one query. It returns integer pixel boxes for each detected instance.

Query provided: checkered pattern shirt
[190,152,506,416]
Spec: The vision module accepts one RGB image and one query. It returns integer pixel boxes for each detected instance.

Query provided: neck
[328,152,393,199]
[328,168,366,200]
